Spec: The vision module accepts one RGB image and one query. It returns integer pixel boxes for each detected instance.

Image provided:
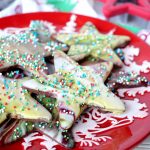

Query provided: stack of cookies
[0,20,148,148]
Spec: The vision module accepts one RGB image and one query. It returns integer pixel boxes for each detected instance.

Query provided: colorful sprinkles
[55,23,130,66]
[107,71,148,91]
[0,20,148,149]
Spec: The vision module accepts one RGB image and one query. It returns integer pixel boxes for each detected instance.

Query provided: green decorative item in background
[47,0,141,34]
[47,0,78,12]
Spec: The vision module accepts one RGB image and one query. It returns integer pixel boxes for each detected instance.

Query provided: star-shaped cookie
[0,75,51,125]
[53,22,130,66]
[107,70,148,91]
[23,50,125,130]
[0,53,114,148]
[0,32,68,80]
[1,95,74,148]
[0,52,114,148]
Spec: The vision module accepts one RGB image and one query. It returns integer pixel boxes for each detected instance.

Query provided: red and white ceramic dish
[0,12,150,150]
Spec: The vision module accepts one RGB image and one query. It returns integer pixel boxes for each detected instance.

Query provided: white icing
[22,79,58,96]
[39,127,58,139]
[54,51,77,72]
[59,112,74,129]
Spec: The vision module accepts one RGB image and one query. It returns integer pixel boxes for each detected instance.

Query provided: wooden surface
[134,135,150,150]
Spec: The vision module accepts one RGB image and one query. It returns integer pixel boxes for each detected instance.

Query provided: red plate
[0,12,150,150]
